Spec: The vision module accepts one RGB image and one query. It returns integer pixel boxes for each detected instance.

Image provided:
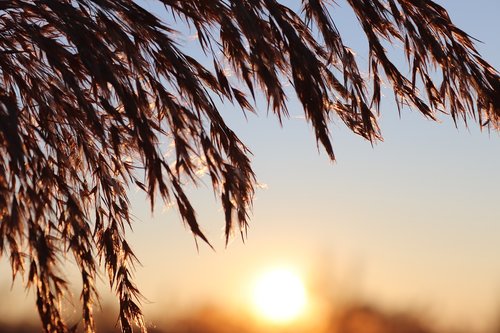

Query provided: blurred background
[1,1,500,332]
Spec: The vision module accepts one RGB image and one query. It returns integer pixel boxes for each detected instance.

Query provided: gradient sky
[1,1,499,332]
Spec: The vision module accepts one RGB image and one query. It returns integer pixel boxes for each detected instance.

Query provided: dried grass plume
[0,0,498,332]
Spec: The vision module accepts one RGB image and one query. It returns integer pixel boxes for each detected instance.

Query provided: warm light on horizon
[252,268,307,323]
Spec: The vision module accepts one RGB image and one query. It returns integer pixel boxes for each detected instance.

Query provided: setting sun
[252,268,307,323]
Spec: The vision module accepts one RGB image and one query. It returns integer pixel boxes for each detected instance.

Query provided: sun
[252,268,307,323]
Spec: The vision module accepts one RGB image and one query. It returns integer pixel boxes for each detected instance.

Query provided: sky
[1,1,500,332]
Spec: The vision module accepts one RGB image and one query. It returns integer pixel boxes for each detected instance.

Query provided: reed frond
[0,1,498,332]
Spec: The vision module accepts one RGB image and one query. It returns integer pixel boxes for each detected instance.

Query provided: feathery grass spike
[0,0,498,332]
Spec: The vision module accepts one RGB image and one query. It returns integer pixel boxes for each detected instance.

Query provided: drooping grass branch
[0,0,498,332]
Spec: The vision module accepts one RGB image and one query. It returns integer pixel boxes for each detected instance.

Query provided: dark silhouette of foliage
[0,0,498,332]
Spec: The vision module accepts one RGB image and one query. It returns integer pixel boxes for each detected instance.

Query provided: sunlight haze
[252,268,307,323]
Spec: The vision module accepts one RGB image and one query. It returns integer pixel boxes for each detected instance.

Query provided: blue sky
[123,1,500,330]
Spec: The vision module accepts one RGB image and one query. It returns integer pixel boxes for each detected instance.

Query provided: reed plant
[0,1,498,332]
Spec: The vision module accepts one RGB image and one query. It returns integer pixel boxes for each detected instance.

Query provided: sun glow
[252,268,307,323]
